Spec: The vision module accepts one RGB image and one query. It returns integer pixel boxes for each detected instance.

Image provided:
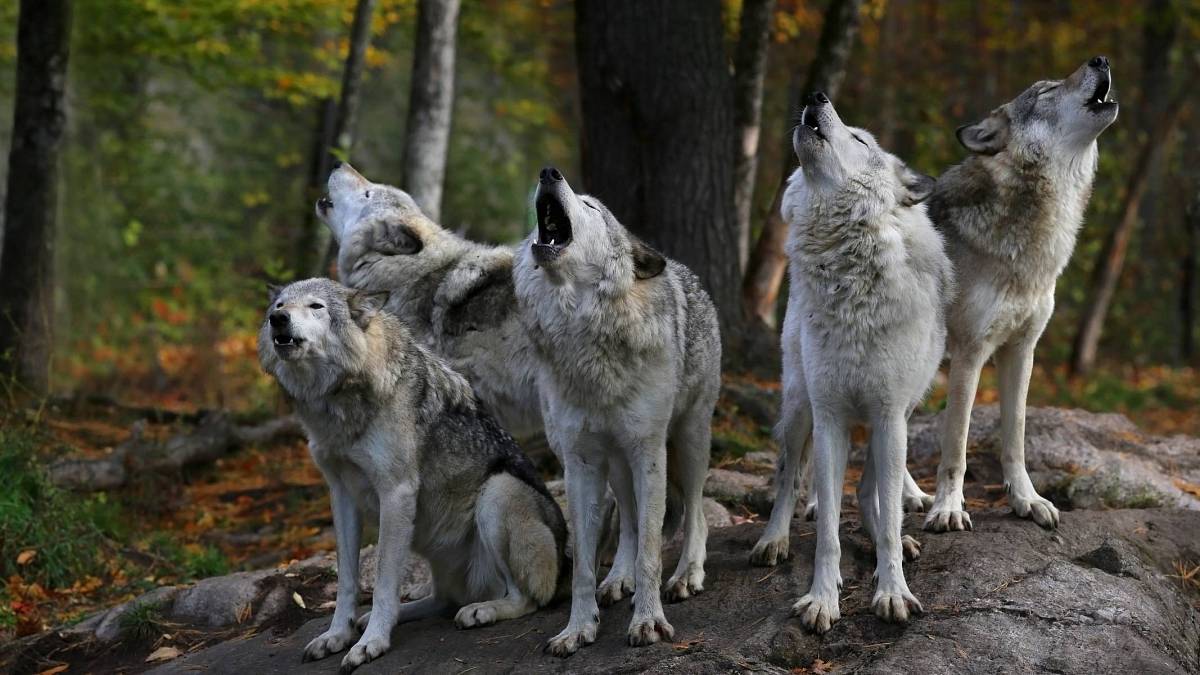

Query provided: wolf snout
[1088,55,1109,71]
[807,91,829,106]
[539,166,564,185]
[269,310,290,328]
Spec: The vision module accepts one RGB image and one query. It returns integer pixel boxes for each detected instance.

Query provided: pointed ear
[267,283,283,305]
[896,161,936,206]
[347,290,390,329]
[956,109,1011,155]
[377,221,423,255]
[630,235,666,280]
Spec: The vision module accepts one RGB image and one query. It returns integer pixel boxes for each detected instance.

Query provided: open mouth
[1085,74,1117,111]
[272,334,304,351]
[800,106,826,140]
[534,191,572,253]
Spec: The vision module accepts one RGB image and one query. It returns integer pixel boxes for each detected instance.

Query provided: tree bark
[1069,92,1187,376]
[1181,188,1199,363]
[741,0,864,328]
[401,0,460,222]
[0,0,73,394]
[576,0,743,343]
[732,0,777,274]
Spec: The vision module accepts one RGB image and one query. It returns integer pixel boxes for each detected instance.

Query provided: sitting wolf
[924,56,1119,532]
[775,93,953,633]
[514,167,721,656]
[258,278,566,672]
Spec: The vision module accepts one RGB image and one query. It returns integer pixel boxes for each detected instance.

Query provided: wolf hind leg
[664,397,714,601]
[751,390,812,566]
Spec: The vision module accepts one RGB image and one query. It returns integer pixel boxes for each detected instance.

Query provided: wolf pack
[257,56,1119,671]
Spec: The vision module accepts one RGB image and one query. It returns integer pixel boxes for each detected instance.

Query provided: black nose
[269,311,290,328]
[539,166,563,184]
[807,91,829,105]
[331,160,343,169]
[1089,55,1109,71]
[317,196,333,211]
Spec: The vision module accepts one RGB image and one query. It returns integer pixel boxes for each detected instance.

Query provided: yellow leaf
[145,646,182,663]
[292,591,306,609]
[16,549,36,566]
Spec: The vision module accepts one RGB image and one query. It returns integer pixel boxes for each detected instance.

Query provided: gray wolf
[257,278,566,672]
[513,167,721,655]
[924,56,1119,533]
[770,93,953,633]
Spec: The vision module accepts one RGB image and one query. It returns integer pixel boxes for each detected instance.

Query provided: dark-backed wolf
[258,278,566,672]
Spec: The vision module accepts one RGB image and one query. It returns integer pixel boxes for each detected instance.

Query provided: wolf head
[258,277,390,398]
[316,163,441,269]
[792,92,934,213]
[956,56,1118,158]
[526,166,665,286]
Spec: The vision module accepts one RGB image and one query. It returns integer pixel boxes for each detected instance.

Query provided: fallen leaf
[146,646,182,663]
[36,665,68,675]
[16,550,36,566]
[292,591,306,609]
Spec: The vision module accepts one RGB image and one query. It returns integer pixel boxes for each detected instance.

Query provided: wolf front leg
[996,330,1059,529]
[869,408,923,623]
[792,407,848,634]
[340,483,417,673]
[303,474,362,662]
[626,431,674,646]
[925,348,988,533]
[546,446,607,657]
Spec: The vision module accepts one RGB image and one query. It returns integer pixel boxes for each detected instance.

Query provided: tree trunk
[310,0,377,276]
[576,0,743,344]
[1181,188,1199,363]
[401,0,460,222]
[732,0,777,274]
[0,0,73,395]
[1069,93,1187,376]
[741,0,864,328]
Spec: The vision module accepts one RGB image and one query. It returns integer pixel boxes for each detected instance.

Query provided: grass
[118,600,166,643]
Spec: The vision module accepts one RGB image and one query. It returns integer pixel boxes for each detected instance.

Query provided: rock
[721,381,781,429]
[705,468,773,513]
[148,509,1200,675]
[170,569,277,627]
[702,497,733,528]
[908,406,1200,511]
[94,586,180,642]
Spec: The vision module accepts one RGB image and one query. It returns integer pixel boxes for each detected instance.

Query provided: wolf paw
[792,592,840,634]
[627,612,674,646]
[872,588,923,624]
[454,602,499,629]
[338,634,389,673]
[901,534,922,561]
[903,492,934,513]
[664,566,704,602]
[804,500,818,521]
[597,575,634,606]
[302,626,356,662]
[545,621,598,657]
[924,507,972,532]
[1009,493,1059,529]
[749,534,791,567]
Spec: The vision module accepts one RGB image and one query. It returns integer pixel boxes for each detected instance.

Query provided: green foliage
[183,545,230,579]
[0,428,114,589]
[118,600,166,643]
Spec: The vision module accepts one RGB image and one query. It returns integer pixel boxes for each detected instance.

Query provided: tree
[401,0,460,222]
[575,0,742,343]
[1181,186,1199,363]
[732,0,777,273]
[742,0,864,329]
[0,0,73,394]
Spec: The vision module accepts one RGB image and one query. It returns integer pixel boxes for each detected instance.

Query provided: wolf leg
[664,399,712,601]
[598,460,637,606]
[793,407,847,634]
[750,394,812,566]
[303,475,362,662]
[925,349,987,533]
[869,408,923,623]
[996,334,1059,529]
[624,428,674,646]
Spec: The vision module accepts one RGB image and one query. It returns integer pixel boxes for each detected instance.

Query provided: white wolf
[924,56,1119,532]
[775,93,953,633]
[258,279,566,672]
[513,167,721,656]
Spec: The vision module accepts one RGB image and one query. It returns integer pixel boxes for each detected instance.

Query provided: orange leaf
[16,549,36,566]
[36,665,68,675]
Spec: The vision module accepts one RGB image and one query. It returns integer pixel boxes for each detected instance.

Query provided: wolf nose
[539,166,563,184]
[317,196,333,211]
[807,91,829,106]
[1089,55,1109,71]
[331,160,343,169]
[269,311,290,328]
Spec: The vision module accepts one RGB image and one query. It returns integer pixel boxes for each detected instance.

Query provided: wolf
[923,56,1119,533]
[257,278,566,672]
[513,167,721,655]
[770,93,953,633]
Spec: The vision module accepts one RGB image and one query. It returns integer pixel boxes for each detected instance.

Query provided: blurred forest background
[0,0,1198,650]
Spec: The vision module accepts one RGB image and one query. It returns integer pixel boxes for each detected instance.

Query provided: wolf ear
[630,236,666,280]
[956,110,1011,155]
[896,162,936,206]
[267,283,283,305]
[377,221,423,255]
[348,290,390,329]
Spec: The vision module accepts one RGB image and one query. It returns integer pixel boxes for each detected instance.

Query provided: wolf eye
[852,134,867,146]
[309,303,324,310]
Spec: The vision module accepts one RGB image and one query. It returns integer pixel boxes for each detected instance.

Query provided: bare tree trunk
[310,0,377,276]
[1069,94,1187,376]
[0,0,73,395]
[576,0,743,345]
[401,0,460,222]
[732,0,776,274]
[1181,188,1199,363]
[741,0,863,328]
